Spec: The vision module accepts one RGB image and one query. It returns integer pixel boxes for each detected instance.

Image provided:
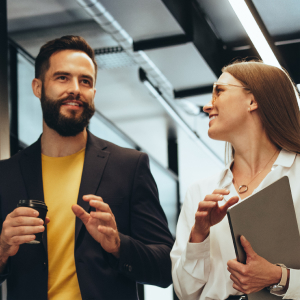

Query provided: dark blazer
[0,132,174,300]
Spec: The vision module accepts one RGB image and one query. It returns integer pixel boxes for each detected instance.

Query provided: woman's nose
[203,100,214,113]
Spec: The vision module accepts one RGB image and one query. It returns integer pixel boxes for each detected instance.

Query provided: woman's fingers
[195,190,238,230]
[203,189,231,202]
[220,196,239,212]
[198,201,217,210]
[212,189,230,195]
[203,193,224,202]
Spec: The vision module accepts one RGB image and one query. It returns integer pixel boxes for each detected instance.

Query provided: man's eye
[58,76,66,80]
[82,79,91,85]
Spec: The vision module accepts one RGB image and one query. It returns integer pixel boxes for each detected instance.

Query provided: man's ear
[32,78,42,99]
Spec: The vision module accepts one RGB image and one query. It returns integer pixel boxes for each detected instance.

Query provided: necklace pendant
[239,185,248,193]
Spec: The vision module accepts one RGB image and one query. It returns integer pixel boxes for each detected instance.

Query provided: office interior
[0,0,299,299]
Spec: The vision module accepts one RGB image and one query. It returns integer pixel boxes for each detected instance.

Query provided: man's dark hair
[35,35,98,81]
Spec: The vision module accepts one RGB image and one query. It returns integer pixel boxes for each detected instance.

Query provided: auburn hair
[222,60,300,162]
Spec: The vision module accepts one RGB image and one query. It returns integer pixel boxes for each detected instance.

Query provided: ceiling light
[228,0,281,69]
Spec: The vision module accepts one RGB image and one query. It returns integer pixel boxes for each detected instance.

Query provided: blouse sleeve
[171,188,211,300]
[283,269,300,299]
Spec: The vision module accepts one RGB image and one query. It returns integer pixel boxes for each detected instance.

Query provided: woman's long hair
[222,60,300,163]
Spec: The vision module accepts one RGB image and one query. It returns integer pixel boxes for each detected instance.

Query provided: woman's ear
[249,95,258,112]
[32,78,42,99]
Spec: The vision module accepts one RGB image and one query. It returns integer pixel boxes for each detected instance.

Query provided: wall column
[0,0,10,160]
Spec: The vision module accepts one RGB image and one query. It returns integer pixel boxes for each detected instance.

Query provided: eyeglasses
[212,82,250,104]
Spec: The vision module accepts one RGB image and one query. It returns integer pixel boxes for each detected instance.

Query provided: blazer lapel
[75,132,110,242]
[19,137,48,251]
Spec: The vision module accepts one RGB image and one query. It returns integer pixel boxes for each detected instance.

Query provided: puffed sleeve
[283,269,300,299]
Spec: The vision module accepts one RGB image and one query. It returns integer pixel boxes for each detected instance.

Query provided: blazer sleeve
[106,152,174,288]
[0,189,11,284]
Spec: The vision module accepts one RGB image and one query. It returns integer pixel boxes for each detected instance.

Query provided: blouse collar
[217,149,297,188]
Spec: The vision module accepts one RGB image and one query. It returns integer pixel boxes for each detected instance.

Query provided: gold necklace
[237,150,278,194]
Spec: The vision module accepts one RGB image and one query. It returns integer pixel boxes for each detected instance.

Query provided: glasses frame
[212,82,250,104]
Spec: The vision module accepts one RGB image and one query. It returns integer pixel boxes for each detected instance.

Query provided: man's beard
[40,86,95,137]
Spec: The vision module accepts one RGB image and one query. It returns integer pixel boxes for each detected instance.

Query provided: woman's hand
[190,189,239,243]
[227,236,283,294]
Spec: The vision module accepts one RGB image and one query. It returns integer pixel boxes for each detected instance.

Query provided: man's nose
[67,79,80,97]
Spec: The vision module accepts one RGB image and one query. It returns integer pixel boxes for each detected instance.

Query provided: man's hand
[0,207,49,264]
[227,236,282,294]
[72,195,121,258]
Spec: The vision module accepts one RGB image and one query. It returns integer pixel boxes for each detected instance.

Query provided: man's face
[40,50,96,137]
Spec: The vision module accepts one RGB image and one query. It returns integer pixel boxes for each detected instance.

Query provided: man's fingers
[89,200,112,213]
[71,205,90,225]
[97,225,116,237]
[90,211,114,223]
[45,217,50,225]
[8,216,44,227]
[9,234,37,245]
[10,207,39,218]
[82,195,103,202]
[3,225,45,243]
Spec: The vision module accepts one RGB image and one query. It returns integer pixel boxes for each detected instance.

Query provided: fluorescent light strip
[143,81,223,166]
[228,0,281,69]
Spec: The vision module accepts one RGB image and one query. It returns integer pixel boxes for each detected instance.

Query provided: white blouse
[171,149,300,300]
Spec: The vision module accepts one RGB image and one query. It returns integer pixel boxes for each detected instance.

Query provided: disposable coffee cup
[17,200,48,244]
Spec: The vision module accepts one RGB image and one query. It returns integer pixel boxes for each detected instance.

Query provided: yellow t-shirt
[42,148,85,300]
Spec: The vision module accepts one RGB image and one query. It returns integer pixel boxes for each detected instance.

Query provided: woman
[171,61,300,300]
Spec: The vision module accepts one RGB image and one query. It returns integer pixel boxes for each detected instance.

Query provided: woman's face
[203,72,253,142]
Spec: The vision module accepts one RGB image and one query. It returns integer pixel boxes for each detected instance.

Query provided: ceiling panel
[252,0,300,39]
[8,0,90,32]
[100,0,184,40]
[196,0,248,45]
[9,21,118,57]
[145,43,217,90]
[94,65,166,123]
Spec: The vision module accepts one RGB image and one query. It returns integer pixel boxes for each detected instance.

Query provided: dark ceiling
[6,0,300,164]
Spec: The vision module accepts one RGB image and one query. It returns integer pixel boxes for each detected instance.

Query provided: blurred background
[1,0,300,299]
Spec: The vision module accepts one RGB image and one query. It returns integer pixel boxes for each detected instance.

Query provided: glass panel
[17,53,43,146]
[89,115,134,149]
[90,115,178,236]
[149,158,177,237]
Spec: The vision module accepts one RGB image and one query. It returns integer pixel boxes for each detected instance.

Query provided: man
[0,36,174,300]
